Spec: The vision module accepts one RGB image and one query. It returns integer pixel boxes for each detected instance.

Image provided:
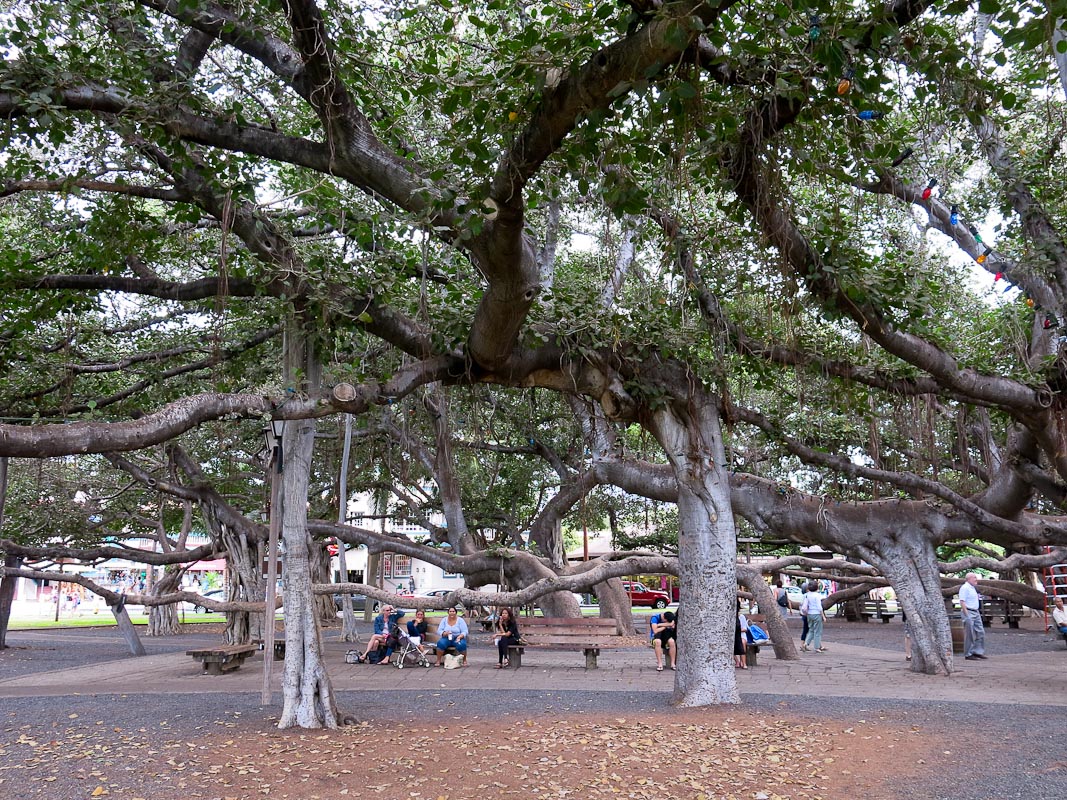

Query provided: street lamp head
[263,418,286,453]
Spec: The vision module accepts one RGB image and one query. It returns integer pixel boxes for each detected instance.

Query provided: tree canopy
[3,0,1067,724]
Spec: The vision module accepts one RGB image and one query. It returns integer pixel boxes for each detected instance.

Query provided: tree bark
[646,388,740,706]
[336,413,359,642]
[0,554,18,649]
[277,327,341,729]
[858,532,954,675]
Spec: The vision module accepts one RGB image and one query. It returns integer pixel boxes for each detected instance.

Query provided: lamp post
[262,418,285,705]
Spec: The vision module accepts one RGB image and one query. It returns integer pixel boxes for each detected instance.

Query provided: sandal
[495,664,504,669]
[670,665,676,671]
[502,658,509,668]
[905,655,912,661]
[656,665,663,672]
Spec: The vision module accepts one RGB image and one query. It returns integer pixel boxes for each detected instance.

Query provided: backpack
[777,591,788,608]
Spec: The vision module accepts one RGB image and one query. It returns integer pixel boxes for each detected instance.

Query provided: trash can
[948,614,965,655]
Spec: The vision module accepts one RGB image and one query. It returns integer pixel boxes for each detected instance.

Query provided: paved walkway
[2,628,1063,706]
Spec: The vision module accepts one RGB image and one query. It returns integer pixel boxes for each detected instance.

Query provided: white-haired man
[958,573,987,661]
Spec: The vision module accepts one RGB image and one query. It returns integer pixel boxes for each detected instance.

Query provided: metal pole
[262,450,282,705]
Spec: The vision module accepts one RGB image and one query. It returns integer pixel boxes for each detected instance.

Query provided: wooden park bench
[859,599,898,623]
[981,598,1023,629]
[186,644,257,675]
[507,617,622,669]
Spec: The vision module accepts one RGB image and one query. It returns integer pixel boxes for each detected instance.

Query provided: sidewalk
[2,628,1063,707]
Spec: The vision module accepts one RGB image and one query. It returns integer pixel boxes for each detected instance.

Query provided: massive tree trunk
[0,458,13,649]
[220,522,266,645]
[0,554,18,650]
[278,328,341,730]
[857,531,954,675]
[646,389,739,706]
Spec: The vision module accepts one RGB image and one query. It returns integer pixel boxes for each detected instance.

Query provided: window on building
[392,555,411,578]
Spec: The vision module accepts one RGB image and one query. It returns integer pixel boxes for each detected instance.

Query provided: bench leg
[510,649,522,669]
[1007,619,1020,629]
[584,649,598,669]
[203,661,223,676]
[747,645,758,667]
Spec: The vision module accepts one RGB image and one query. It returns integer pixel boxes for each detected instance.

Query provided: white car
[180,589,226,613]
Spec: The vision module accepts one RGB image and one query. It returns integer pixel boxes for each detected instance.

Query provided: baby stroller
[393,626,432,669]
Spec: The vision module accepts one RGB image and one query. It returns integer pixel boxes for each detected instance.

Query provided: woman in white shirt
[801,581,827,652]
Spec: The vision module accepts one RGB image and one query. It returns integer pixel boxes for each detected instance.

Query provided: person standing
[959,573,987,660]
[801,581,827,652]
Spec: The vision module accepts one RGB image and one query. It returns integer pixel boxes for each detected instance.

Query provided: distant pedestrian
[775,580,790,615]
[800,581,827,652]
[959,573,986,660]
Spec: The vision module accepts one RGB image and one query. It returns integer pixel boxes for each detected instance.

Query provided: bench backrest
[516,616,621,644]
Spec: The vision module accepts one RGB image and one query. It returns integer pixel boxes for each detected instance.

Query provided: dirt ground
[0,706,953,800]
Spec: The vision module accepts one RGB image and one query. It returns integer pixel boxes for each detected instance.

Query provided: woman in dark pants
[495,607,521,668]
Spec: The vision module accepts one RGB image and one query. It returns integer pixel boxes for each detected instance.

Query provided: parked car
[180,589,225,614]
[621,581,670,608]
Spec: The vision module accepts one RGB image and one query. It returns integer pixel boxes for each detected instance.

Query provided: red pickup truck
[622,581,671,608]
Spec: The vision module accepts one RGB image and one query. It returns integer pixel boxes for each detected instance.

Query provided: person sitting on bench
[1053,596,1067,635]
[434,606,469,667]
[651,611,677,672]
[357,605,404,664]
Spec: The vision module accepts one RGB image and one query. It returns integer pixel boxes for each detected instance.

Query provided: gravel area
[1,623,1065,798]
[0,689,1063,799]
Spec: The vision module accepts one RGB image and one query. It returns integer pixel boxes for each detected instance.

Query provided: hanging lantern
[1026,296,1035,307]
[857,110,885,120]
[994,271,1003,282]
[950,204,959,226]
[976,246,992,264]
[1045,314,1060,330]
[967,223,983,244]
[837,68,854,95]
[921,178,937,201]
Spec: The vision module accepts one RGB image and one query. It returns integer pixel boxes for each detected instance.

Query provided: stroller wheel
[396,659,404,669]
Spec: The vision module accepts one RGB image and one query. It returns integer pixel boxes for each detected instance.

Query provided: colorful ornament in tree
[950,204,959,226]
[857,110,885,120]
[1026,296,1035,307]
[809,14,821,40]
[994,271,1003,283]
[1044,314,1059,330]
[976,246,992,264]
[921,178,937,200]
[837,68,854,95]
[968,224,983,244]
